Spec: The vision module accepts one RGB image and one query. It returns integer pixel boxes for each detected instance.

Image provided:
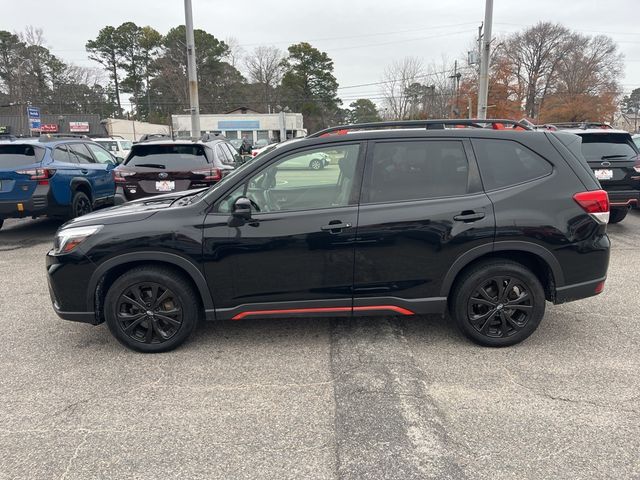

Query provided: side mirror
[228,196,253,227]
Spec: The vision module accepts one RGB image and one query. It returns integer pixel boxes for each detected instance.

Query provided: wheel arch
[70,178,93,202]
[440,241,564,302]
[88,252,215,323]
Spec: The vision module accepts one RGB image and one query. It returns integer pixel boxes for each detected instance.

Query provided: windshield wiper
[135,163,166,169]
[601,154,628,159]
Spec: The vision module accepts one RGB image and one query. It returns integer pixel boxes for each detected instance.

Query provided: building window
[225,131,238,139]
[240,130,254,142]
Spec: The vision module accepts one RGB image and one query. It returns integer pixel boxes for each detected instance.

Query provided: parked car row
[0,134,243,229]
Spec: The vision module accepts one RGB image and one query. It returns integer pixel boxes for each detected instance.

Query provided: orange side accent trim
[231,305,415,321]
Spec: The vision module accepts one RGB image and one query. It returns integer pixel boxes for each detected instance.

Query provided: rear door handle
[81,169,89,174]
[321,221,352,233]
[453,211,485,222]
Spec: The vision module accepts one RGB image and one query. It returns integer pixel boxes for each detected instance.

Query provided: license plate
[594,169,613,180]
[155,181,175,192]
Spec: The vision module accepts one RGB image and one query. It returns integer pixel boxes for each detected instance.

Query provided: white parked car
[251,140,329,169]
[93,137,133,161]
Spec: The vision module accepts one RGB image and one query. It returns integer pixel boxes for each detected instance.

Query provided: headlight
[53,225,103,254]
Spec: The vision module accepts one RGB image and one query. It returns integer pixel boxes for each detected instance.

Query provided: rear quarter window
[0,144,45,168]
[472,139,553,191]
[125,144,210,169]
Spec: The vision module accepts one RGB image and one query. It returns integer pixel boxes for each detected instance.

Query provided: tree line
[0,21,630,132]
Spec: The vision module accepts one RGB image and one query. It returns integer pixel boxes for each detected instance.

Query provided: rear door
[68,143,112,200]
[578,132,639,198]
[0,144,46,202]
[353,138,495,313]
[85,143,117,198]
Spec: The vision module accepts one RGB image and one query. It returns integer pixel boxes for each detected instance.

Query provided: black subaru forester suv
[46,120,610,352]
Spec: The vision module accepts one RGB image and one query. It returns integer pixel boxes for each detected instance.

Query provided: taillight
[16,168,56,185]
[573,190,609,224]
[633,155,640,173]
[191,168,221,182]
[113,170,135,183]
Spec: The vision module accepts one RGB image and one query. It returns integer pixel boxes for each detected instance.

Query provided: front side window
[218,144,360,213]
[367,140,469,203]
[86,143,115,164]
[472,139,552,191]
[69,144,96,164]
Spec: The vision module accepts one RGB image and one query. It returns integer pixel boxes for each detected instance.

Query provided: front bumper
[46,250,98,324]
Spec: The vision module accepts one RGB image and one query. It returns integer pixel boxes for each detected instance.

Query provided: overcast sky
[3,0,640,105]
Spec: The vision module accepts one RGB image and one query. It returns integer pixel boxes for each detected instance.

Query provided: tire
[104,266,200,353]
[70,191,92,219]
[450,260,546,347]
[608,207,628,224]
[309,159,323,170]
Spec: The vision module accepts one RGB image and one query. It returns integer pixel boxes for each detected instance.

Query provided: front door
[202,142,364,320]
[353,138,496,314]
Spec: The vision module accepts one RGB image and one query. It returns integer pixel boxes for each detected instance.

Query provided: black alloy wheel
[309,159,323,170]
[105,267,199,352]
[467,277,532,338]
[451,260,545,347]
[115,282,183,345]
[72,191,92,218]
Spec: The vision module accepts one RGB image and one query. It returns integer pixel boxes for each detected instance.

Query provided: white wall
[105,119,171,141]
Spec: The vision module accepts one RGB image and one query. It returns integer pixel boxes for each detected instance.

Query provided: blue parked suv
[0,136,118,230]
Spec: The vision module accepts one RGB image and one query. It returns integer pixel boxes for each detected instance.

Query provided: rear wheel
[104,266,199,353]
[71,191,92,219]
[608,207,628,224]
[451,260,545,347]
[309,158,324,170]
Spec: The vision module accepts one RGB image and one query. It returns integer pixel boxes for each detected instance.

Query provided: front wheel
[104,266,199,353]
[309,158,324,170]
[608,207,628,224]
[450,260,545,347]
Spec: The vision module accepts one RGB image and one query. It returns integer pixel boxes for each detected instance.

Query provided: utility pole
[184,0,200,139]
[449,60,462,118]
[477,0,493,119]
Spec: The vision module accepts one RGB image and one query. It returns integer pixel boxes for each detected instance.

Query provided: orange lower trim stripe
[231,305,415,321]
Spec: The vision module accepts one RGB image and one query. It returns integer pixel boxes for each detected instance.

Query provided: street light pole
[477,0,493,119]
[184,0,200,139]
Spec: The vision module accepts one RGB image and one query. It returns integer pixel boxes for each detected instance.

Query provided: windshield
[96,140,118,152]
[579,133,638,161]
[125,144,210,169]
[0,144,46,168]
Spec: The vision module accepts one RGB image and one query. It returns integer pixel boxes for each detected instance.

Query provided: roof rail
[136,133,173,143]
[309,119,533,138]
[38,133,90,141]
[547,121,613,130]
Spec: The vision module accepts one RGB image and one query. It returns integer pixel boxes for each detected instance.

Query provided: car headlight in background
[53,225,103,254]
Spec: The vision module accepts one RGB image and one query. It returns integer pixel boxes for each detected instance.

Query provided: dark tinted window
[126,144,210,169]
[0,144,45,168]
[368,140,468,203]
[69,143,95,164]
[473,139,552,191]
[52,145,71,163]
[579,133,638,161]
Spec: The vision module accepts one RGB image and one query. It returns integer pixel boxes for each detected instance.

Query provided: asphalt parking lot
[0,212,639,480]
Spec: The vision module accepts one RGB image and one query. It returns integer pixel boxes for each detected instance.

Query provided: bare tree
[245,46,285,110]
[380,57,424,119]
[224,36,245,70]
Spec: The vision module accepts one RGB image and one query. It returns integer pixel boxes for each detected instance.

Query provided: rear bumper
[607,190,639,207]
[0,185,51,218]
[554,276,607,304]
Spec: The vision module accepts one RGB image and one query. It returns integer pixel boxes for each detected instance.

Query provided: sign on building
[27,106,41,131]
[218,120,260,130]
[40,124,59,133]
[0,125,9,134]
[69,121,90,133]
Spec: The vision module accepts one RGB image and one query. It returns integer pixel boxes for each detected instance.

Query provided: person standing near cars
[239,136,252,155]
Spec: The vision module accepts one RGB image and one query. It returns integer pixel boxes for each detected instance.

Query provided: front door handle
[321,221,352,233]
[81,169,89,174]
[453,211,485,222]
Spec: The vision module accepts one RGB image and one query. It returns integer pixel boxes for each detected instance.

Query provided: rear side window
[126,144,210,169]
[367,140,469,203]
[578,133,638,161]
[215,144,234,164]
[0,144,45,168]
[472,139,552,191]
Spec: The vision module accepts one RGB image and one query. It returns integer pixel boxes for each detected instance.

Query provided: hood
[61,189,207,229]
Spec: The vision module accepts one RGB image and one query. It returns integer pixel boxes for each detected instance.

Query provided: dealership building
[171,107,306,143]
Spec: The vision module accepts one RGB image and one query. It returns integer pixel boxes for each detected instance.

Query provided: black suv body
[46,120,610,352]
